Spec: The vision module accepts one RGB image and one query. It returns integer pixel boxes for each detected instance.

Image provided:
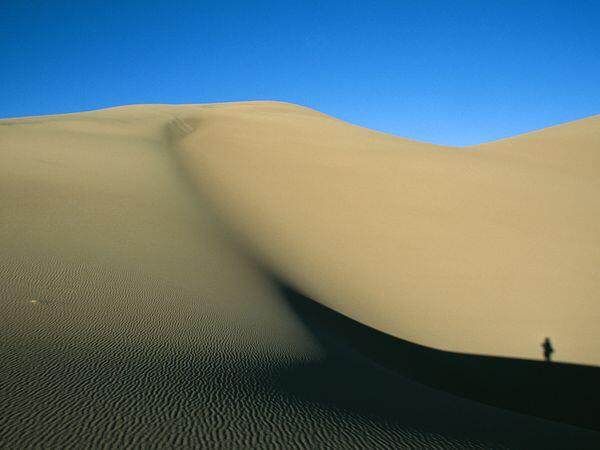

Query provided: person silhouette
[542,337,554,362]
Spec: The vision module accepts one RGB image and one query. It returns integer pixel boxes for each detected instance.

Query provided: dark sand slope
[279,282,600,432]
[1,103,599,448]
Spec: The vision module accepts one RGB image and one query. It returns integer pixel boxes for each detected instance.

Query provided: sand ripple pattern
[0,255,490,449]
[2,255,599,448]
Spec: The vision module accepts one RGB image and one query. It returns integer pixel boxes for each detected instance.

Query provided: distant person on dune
[542,337,554,362]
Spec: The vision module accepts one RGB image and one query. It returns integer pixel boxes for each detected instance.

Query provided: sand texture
[1,102,599,448]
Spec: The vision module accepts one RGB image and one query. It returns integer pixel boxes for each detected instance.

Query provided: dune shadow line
[275,281,600,432]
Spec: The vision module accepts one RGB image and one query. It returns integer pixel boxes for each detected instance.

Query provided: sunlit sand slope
[1,103,599,447]
[173,102,600,366]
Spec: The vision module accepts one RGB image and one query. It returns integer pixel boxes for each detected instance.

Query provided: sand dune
[171,102,600,365]
[1,102,599,447]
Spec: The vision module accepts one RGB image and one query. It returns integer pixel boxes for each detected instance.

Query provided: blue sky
[2,0,599,145]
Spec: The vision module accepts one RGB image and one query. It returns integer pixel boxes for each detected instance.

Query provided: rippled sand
[1,103,599,448]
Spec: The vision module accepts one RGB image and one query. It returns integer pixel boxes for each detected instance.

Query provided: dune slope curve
[1,102,599,448]
[172,101,600,366]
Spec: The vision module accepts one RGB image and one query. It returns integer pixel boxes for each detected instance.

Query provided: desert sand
[175,101,599,365]
[1,102,599,447]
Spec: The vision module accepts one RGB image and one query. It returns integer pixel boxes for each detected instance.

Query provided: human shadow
[269,280,600,439]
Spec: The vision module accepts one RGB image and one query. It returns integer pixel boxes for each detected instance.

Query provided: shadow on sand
[274,282,600,434]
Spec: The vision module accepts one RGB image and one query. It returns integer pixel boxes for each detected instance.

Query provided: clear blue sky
[2,1,599,145]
